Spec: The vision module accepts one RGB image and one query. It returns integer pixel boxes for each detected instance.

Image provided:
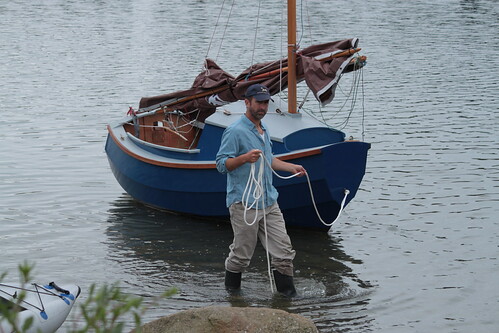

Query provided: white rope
[257,152,350,227]
[240,152,350,293]
[241,155,263,224]
[241,156,274,293]
[305,176,350,227]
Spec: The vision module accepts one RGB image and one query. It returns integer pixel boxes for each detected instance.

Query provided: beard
[247,102,268,120]
[250,109,266,120]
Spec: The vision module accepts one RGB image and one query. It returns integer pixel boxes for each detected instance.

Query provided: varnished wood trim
[107,125,322,169]
[277,149,322,160]
[108,125,215,169]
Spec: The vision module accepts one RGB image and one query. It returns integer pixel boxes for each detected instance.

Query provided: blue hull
[105,125,369,231]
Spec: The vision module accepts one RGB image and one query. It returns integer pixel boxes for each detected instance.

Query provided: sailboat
[105,1,370,231]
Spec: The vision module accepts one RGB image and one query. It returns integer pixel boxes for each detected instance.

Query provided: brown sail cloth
[139,38,365,121]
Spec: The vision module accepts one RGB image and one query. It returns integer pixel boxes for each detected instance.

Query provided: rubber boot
[273,270,297,297]
[225,270,242,291]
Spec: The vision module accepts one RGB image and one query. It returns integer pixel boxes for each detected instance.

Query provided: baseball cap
[245,84,271,101]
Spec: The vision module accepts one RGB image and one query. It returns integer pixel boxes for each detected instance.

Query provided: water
[1,0,498,332]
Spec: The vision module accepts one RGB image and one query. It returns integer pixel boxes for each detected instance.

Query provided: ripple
[2,1,499,332]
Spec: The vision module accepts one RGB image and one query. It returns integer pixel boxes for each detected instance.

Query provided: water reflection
[106,196,230,273]
[105,195,374,331]
[460,0,479,12]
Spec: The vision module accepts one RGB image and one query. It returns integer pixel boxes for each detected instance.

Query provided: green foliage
[0,261,34,333]
[74,283,177,333]
[1,262,177,333]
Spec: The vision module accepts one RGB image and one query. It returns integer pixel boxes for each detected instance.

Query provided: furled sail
[138,38,365,120]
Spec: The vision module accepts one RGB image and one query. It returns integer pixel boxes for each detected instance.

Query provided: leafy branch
[1,262,177,333]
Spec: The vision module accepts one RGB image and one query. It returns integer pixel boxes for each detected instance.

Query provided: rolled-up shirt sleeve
[216,126,238,174]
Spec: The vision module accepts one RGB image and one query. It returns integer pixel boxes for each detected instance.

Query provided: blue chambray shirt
[216,115,279,208]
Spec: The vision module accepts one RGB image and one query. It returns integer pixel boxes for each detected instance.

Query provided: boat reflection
[105,195,374,331]
[105,195,372,291]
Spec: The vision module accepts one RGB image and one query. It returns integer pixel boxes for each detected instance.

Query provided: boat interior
[0,295,28,312]
[124,111,203,150]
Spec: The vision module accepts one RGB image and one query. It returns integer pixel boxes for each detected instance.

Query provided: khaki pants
[225,202,296,276]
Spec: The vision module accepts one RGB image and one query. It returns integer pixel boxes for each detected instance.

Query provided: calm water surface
[1,1,498,332]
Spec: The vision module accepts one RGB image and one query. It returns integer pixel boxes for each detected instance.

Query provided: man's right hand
[244,149,262,164]
[225,149,262,171]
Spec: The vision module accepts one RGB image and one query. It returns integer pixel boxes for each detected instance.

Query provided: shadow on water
[105,195,375,332]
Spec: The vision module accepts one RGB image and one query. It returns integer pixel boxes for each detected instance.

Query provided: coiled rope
[241,152,350,293]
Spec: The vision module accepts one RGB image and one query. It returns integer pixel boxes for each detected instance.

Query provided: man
[216,83,306,297]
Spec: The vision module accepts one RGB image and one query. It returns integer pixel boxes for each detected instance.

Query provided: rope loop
[242,152,349,227]
[239,151,350,294]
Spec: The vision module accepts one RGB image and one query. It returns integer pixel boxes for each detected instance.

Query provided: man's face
[245,97,269,121]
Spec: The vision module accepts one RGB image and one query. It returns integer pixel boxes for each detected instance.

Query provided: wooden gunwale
[107,125,322,169]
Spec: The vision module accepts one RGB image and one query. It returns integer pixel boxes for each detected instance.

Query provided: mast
[287,0,297,114]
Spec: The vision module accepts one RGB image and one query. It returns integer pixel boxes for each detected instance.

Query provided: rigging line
[339,65,360,109]
[348,66,363,122]
[279,0,285,99]
[317,103,330,127]
[215,0,236,62]
[307,88,334,126]
[297,0,305,47]
[337,92,356,129]
[338,63,366,137]
[298,88,311,110]
[205,0,227,59]
[346,72,360,121]
[305,63,364,131]
[336,56,363,102]
[249,60,281,75]
[338,66,363,130]
[324,61,361,128]
[361,67,366,141]
[298,100,329,127]
[304,0,313,45]
[314,59,362,125]
[163,108,200,117]
[250,0,263,70]
[188,127,201,150]
[136,122,195,131]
